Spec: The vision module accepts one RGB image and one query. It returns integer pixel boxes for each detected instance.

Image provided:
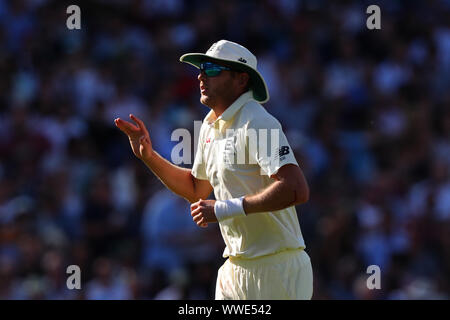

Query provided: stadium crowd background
[0,0,449,299]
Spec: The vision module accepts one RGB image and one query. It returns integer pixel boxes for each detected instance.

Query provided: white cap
[180,40,269,103]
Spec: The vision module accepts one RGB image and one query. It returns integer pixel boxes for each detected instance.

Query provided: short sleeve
[191,124,208,180]
[247,115,298,177]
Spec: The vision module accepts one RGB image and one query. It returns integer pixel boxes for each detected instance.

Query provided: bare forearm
[243,180,306,214]
[142,151,197,202]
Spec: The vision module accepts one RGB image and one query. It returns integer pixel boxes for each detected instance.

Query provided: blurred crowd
[0,0,449,299]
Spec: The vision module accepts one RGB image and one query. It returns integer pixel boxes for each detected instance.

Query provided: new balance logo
[278,146,290,157]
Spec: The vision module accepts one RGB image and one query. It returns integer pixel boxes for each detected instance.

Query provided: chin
[200,95,212,107]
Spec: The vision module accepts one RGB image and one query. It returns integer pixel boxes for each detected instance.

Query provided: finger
[115,118,139,135]
[115,118,139,131]
[190,202,199,211]
[191,199,203,211]
[196,217,207,227]
[191,198,204,210]
[193,212,203,223]
[130,114,149,136]
[190,206,203,217]
[196,218,207,227]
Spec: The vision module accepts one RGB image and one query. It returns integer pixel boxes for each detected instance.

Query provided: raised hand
[114,114,153,161]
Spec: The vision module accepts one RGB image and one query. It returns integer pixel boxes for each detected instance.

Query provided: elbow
[276,166,310,207]
[293,182,309,205]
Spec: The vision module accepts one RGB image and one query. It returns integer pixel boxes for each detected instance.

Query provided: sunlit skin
[198,64,250,119]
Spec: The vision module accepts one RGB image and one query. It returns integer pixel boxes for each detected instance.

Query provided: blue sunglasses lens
[200,62,230,77]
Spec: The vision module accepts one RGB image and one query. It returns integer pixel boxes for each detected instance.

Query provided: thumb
[140,135,148,145]
[139,136,149,152]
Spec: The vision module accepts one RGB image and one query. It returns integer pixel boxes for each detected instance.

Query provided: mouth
[200,85,208,94]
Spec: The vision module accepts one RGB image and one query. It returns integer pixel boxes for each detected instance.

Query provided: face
[197,62,248,109]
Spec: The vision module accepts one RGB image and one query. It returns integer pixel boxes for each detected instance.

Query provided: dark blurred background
[0,0,449,299]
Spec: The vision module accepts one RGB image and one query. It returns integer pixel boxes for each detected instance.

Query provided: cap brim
[180,53,269,104]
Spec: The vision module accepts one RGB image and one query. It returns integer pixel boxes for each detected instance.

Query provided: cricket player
[115,40,313,300]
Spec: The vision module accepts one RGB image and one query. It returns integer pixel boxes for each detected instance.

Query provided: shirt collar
[205,90,253,125]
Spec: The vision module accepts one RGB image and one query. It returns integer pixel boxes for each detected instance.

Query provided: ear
[239,73,250,89]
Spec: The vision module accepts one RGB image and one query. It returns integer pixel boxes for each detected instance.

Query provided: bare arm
[143,150,213,203]
[190,164,309,227]
[115,114,212,203]
[242,164,309,214]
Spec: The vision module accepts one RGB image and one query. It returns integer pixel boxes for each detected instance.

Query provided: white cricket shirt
[192,91,306,259]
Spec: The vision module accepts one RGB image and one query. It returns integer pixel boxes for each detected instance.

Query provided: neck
[210,90,246,120]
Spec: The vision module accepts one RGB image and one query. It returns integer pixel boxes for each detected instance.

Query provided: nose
[198,71,206,81]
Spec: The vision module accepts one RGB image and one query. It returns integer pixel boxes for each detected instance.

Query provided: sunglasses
[199,62,231,77]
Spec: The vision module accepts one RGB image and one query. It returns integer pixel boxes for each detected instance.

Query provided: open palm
[114,114,153,161]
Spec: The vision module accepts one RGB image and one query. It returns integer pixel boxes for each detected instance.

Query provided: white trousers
[215,248,313,300]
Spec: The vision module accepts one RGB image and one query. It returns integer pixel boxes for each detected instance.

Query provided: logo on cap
[238,57,247,63]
